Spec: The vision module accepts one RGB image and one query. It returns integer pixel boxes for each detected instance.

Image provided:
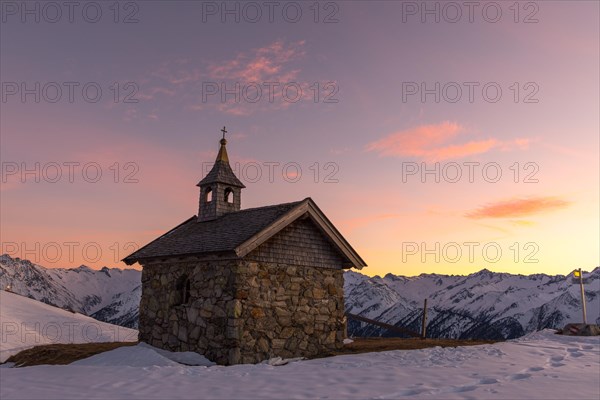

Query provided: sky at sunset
[1,1,598,277]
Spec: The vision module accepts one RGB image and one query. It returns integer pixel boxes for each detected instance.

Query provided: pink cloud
[137,86,177,101]
[204,40,313,115]
[141,40,329,116]
[428,139,499,160]
[207,40,305,82]
[466,197,571,219]
[366,122,531,161]
[151,58,203,86]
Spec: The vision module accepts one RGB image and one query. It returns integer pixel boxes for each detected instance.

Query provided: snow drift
[0,290,138,362]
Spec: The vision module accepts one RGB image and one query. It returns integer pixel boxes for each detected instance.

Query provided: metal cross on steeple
[221,126,227,140]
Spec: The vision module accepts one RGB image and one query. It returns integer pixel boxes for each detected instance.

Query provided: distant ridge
[0,254,141,329]
[2,254,598,340]
[345,267,600,339]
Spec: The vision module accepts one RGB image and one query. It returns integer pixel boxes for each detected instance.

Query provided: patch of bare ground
[3,338,498,367]
[334,337,498,355]
[4,342,138,367]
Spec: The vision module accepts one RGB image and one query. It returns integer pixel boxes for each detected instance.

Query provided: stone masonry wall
[233,261,346,364]
[139,259,240,365]
[140,257,346,365]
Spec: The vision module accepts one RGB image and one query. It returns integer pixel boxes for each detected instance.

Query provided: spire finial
[216,127,229,162]
[220,126,227,144]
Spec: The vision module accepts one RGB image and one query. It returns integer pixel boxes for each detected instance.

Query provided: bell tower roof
[197,127,245,188]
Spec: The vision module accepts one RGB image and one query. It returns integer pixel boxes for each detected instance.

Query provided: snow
[71,345,181,367]
[0,255,142,325]
[45,265,141,314]
[346,267,600,338]
[0,291,137,362]
[72,343,214,367]
[1,330,598,399]
[137,342,215,366]
[262,356,305,366]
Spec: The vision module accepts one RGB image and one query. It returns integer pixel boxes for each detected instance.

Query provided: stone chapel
[123,130,367,365]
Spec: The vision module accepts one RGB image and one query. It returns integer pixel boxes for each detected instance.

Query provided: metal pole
[578,268,587,324]
[421,299,428,339]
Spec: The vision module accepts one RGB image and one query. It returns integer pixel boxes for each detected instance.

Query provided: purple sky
[1,1,598,276]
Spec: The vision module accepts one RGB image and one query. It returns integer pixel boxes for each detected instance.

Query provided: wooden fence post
[577,268,588,324]
[421,299,428,339]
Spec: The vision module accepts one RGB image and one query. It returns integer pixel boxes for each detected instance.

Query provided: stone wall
[138,259,239,365]
[139,257,346,365]
[233,261,346,364]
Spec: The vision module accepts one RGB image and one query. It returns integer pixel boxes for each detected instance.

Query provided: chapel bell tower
[196,127,245,222]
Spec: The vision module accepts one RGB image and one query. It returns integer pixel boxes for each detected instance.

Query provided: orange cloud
[366,122,531,161]
[429,139,499,160]
[466,197,571,219]
[510,220,536,227]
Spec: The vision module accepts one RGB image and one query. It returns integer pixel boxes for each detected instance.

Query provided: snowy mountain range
[345,267,600,339]
[1,254,598,340]
[0,255,141,328]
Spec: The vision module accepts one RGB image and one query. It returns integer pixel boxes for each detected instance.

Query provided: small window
[205,187,213,202]
[184,279,191,304]
[175,275,191,305]
[224,187,234,203]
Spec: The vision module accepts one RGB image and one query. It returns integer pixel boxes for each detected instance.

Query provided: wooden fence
[346,299,428,339]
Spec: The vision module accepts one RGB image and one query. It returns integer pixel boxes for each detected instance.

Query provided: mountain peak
[471,268,495,277]
[344,267,600,340]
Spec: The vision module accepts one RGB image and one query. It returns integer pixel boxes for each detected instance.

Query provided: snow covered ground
[1,330,598,399]
[0,291,137,362]
[2,289,598,399]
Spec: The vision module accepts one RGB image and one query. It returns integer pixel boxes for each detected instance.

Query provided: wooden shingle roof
[123,201,300,264]
[196,139,245,188]
[123,198,367,269]
[197,159,245,188]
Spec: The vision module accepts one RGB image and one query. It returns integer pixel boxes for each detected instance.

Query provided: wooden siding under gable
[246,215,348,269]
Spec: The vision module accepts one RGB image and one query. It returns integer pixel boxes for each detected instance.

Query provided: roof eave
[121,216,198,265]
[123,250,240,266]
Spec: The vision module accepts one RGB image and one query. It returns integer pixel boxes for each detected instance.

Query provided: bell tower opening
[224,187,234,203]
